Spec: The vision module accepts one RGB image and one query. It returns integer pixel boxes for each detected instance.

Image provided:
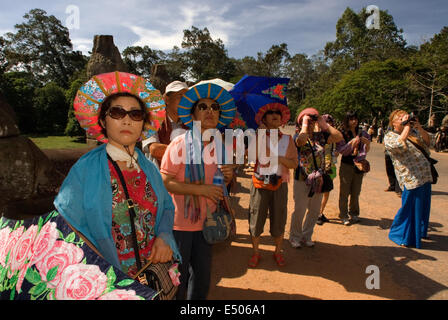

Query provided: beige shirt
[384,131,432,190]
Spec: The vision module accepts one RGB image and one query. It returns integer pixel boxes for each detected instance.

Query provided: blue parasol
[229,75,291,129]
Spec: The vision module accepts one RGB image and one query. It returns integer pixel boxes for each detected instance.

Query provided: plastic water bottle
[213,166,225,186]
[213,166,228,197]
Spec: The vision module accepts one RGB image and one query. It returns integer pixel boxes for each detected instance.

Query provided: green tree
[324,7,407,73]
[1,72,39,133]
[161,46,188,82]
[3,8,87,88]
[257,43,290,77]
[181,26,236,81]
[232,56,261,81]
[410,27,448,125]
[0,37,7,76]
[33,82,68,134]
[315,59,414,123]
[122,45,164,78]
[65,78,87,137]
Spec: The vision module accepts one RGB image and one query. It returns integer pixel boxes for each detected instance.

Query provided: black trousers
[385,153,401,193]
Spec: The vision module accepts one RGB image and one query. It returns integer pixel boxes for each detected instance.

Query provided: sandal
[248,253,261,268]
[273,252,286,267]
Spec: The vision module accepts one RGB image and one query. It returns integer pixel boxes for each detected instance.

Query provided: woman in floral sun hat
[54,71,181,282]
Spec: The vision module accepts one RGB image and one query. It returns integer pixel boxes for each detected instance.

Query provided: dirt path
[42,133,448,300]
[208,131,448,300]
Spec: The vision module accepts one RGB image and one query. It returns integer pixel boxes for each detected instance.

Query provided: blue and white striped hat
[178,82,236,129]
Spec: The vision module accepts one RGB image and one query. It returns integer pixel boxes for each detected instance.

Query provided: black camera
[309,114,318,121]
[401,112,417,126]
[264,174,280,185]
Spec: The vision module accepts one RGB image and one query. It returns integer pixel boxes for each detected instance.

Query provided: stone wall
[0,96,65,219]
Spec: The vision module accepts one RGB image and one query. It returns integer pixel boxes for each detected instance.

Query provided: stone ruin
[0,96,65,220]
[0,35,175,220]
[86,35,128,78]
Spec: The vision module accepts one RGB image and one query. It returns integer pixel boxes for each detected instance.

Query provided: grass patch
[27,135,87,149]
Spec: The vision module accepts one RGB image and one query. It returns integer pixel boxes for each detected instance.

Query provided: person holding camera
[384,110,433,249]
[289,108,343,248]
[338,111,371,226]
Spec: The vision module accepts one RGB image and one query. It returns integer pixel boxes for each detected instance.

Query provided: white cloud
[71,37,93,54]
[126,25,183,50]
[124,2,239,50]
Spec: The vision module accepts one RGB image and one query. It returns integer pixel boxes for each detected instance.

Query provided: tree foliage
[1,72,38,133]
[409,27,448,124]
[33,82,68,134]
[181,26,236,81]
[317,60,414,123]
[1,6,447,134]
[3,8,87,88]
[123,46,164,79]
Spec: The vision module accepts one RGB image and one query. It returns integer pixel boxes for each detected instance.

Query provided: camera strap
[307,139,320,172]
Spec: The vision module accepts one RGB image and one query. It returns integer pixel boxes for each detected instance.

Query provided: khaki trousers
[289,180,323,242]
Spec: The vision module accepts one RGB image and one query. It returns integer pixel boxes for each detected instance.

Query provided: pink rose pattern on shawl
[55,264,107,300]
[98,289,141,300]
[0,214,146,300]
[35,241,84,288]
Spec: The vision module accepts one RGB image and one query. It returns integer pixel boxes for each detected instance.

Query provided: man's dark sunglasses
[107,106,145,121]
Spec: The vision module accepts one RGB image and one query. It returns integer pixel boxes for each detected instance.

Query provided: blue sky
[1,0,447,59]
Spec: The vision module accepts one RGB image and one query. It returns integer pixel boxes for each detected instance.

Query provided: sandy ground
[208,127,448,300]
[43,128,448,300]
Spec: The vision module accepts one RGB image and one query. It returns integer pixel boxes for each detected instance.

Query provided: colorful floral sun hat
[73,71,165,143]
[177,82,237,129]
[254,102,291,126]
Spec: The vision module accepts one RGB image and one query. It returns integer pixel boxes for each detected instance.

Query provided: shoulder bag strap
[407,138,429,158]
[307,139,320,172]
[107,154,143,272]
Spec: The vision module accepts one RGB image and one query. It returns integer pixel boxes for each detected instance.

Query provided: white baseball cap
[165,81,188,94]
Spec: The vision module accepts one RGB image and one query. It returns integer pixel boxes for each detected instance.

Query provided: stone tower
[86,35,128,78]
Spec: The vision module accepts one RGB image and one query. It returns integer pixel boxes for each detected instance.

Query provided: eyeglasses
[197,103,220,112]
[107,106,145,121]
[265,110,282,116]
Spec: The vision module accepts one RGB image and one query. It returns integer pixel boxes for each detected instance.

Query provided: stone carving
[86,35,128,78]
[0,96,65,220]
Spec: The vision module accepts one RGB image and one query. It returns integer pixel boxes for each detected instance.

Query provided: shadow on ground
[210,233,448,300]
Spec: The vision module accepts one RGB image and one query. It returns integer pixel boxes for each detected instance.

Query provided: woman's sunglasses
[197,103,220,112]
[107,106,145,121]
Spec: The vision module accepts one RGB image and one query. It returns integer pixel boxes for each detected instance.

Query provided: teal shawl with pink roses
[53,143,181,268]
[0,211,157,300]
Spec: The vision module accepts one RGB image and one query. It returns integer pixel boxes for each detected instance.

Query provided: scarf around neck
[184,129,205,223]
[106,143,141,172]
